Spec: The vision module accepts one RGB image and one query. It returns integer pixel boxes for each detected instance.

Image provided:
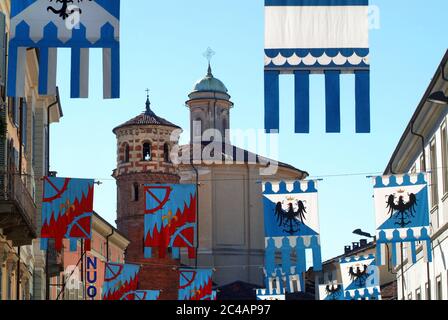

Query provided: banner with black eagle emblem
[373,173,432,266]
[339,255,381,300]
[262,180,322,294]
[318,283,344,301]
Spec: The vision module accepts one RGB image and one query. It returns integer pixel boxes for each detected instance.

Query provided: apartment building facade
[385,50,448,300]
[0,0,63,300]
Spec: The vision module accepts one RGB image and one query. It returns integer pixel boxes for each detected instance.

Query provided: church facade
[112,65,308,298]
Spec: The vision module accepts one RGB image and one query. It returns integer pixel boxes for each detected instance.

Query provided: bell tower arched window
[163,143,170,163]
[132,183,139,202]
[124,143,130,163]
[142,142,152,161]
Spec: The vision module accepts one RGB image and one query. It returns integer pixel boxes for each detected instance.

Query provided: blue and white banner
[339,255,382,300]
[373,173,432,266]
[263,266,303,294]
[318,283,344,301]
[256,289,286,301]
[264,0,370,133]
[8,0,120,99]
[263,180,322,293]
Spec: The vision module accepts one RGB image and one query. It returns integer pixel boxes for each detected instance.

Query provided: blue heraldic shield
[373,173,432,266]
[264,0,370,134]
[263,180,322,294]
[8,0,120,99]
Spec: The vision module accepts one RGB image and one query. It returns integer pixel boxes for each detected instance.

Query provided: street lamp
[427,65,448,105]
[427,91,448,105]
[352,229,375,240]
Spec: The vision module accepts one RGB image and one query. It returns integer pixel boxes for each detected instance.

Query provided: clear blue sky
[51,0,448,261]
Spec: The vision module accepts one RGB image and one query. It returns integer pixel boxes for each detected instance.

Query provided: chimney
[360,239,368,247]
[352,242,360,251]
[344,245,352,254]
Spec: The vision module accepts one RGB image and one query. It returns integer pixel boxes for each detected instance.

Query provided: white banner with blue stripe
[264,0,370,134]
[373,173,432,266]
[8,0,120,99]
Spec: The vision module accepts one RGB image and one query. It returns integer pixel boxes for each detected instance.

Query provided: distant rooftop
[113,95,181,133]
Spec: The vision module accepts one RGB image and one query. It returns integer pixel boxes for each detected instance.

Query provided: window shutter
[0,12,6,88]
[13,147,19,170]
[21,99,27,152]
[32,112,36,166]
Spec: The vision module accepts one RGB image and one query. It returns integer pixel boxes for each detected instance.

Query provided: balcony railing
[0,172,37,246]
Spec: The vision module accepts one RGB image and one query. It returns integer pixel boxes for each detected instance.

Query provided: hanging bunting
[120,290,161,301]
[41,177,94,252]
[262,180,322,294]
[256,289,286,301]
[339,255,382,300]
[373,173,432,266]
[144,184,197,259]
[178,269,213,301]
[318,283,345,301]
[264,0,370,133]
[102,263,140,300]
[8,0,120,99]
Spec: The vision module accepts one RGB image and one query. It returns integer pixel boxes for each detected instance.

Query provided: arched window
[132,183,139,202]
[142,142,152,161]
[124,143,130,163]
[163,143,170,163]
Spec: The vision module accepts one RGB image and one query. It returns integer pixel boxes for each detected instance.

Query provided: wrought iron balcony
[0,172,37,246]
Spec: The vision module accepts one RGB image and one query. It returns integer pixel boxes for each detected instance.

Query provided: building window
[442,123,448,194]
[416,288,421,300]
[407,293,412,300]
[21,98,28,153]
[0,266,2,300]
[7,270,12,300]
[142,142,152,161]
[436,276,443,300]
[411,164,417,174]
[124,143,130,163]
[163,143,170,163]
[132,183,139,202]
[430,139,439,207]
[425,282,431,300]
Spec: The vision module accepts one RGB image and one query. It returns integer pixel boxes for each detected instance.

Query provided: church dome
[192,64,228,94]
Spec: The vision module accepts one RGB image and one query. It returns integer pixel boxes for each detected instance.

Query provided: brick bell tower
[112,94,182,300]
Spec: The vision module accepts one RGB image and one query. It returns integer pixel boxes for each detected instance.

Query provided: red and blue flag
[144,184,197,259]
[41,177,94,251]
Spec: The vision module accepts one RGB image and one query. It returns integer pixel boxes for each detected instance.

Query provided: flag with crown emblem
[41,177,94,252]
[8,0,120,99]
[373,173,432,266]
[264,0,370,133]
[262,180,322,294]
[144,184,197,259]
